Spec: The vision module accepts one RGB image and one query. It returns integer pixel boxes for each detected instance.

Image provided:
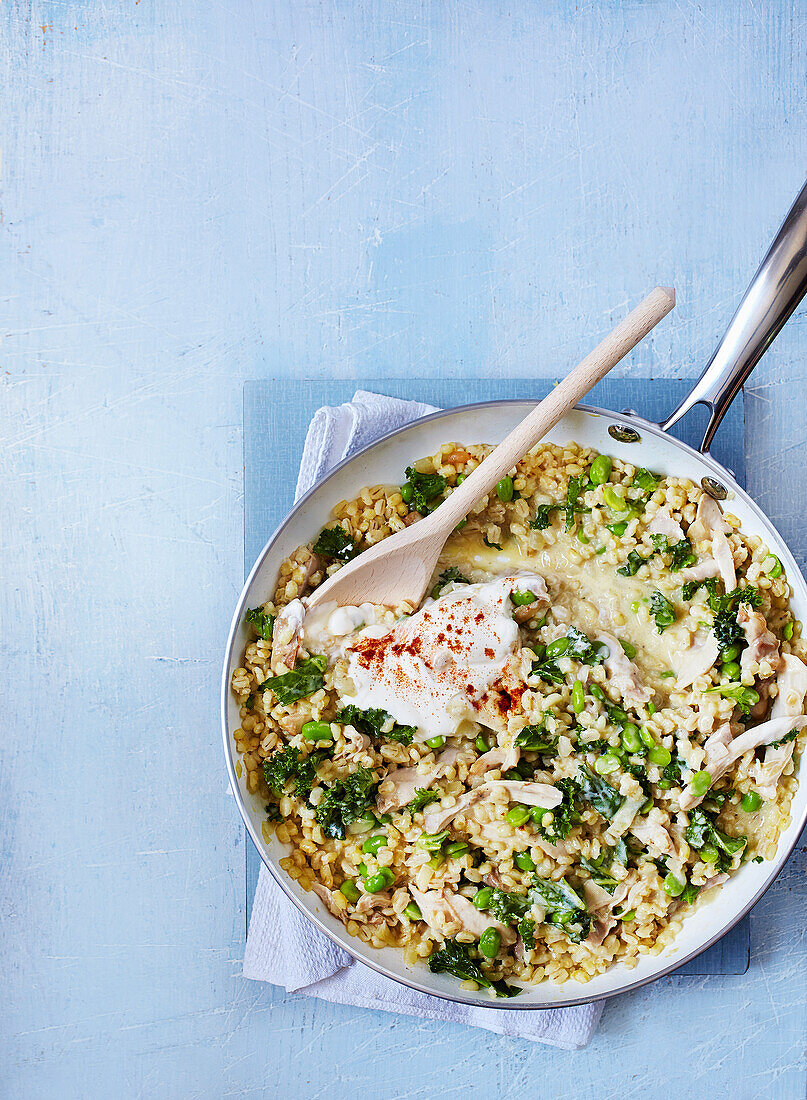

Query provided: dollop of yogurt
[342,573,548,738]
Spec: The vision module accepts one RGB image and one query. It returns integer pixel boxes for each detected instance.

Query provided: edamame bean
[603,486,627,512]
[589,683,607,704]
[783,620,795,640]
[721,643,742,662]
[689,771,712,797]
[590,454,613,484]
[445,841,469,858]
[545,636,571,659]
[608,521,629,537]
[511,589,537,606]
[339,880,361,903]
[594,753,620,776]
[514,851,535,871]
[479,927,501,958]
[700,844,720,863]
[400,482,414,504]
[455,473,466,485]
[427,854,444,870]
[647,702,657,716]
[721,661,741,681]
[496,476,514,502]
[571,679,586,713]
[362,834,388,856]
[663,873,685,897]
[404,901,422,920]
[529,806,548,824]
[351,811,377,834]
[365,868,395,893]
[619,909,636,922]
[741,790,763,812]
[302,720,333,741]
[639,726,657,750]
[425,735,446,749]
[619,638,637,659]
[764,554,783,578]
[506,805,531,827]
[648,745,672,767]
[475,733,492,753]
[473,887,493,910]
[621,723,643,754]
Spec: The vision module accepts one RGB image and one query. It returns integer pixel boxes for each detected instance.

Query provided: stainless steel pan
[222,180,807,1008]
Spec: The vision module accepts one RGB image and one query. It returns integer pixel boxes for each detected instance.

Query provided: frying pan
[222,180,807,1008]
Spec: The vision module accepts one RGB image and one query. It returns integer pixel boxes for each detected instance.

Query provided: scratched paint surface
[2,1,806,1097]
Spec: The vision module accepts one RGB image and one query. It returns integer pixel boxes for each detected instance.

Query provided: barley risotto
[231,442,806,996]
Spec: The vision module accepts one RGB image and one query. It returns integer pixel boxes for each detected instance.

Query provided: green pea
[511,589,537,606]
[594,753,620,776]
[639,726,657,750]
[589,683,607,704]
[783,620,795,640]
[721,661,741,681]
[455,473,466,485]
[619,638,637,660]
[647,702,657,716]
[590,454,613,485]
[721,643,742,662]
[571,679,586,713]
[473,887,493,910]
[764,554,783,578]
[700,844,720,863]
[604,486,627,512]
[400,482,414,504]
[630,599,641,613]
[475,733,492,753]
[621,723,643,754]
[545,636,571,659]
[608,521,629,537]
[445,841,469,858]
[339,879,361,903]
[479,927,502,958]
[741,790,763,812]
[351,811,377,834]
[365,868,395,893]
[426,735,446,749]
[506,805,531,827]
[529,806,549,824]
[302,720,333,742]
[404,901,422,920]
[663,873,685,897]
[514,851,535,871]
[496,476,514,502]
[689,771,712,797]
[648,745,672,767]
[427,854,444,870]
[362,834,388,856]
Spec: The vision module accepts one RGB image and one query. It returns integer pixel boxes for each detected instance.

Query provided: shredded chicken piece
[680,557,720,583]
[646,507,685,542]
[751,654,807,797]
[482,780,563,809]
[422,787,489,834]
[447,892,517,944]
[409,887,515,944]
[581,876,635,949]
[629,817,677,859]
[598,632,653,707]
[376,748,462,814]
[270,598,305,672]
[738,605,780,677]
[469,743,520,777]
[532,836,571,861]
[312,884,343,919]
[513,587,550,623]
[675,632,720,691]
[689,495,736,591]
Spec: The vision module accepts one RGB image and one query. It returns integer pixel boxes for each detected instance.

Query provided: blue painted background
[3,2,806,1097]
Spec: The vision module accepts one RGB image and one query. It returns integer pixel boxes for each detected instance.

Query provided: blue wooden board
[244,376,749,975]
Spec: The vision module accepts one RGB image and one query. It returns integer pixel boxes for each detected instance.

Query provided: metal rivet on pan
[701,476,728,500]
[608,424,641,444]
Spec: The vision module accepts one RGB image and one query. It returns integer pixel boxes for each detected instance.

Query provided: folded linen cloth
[243,388,604,1048]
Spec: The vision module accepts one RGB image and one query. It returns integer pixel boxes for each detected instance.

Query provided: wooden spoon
[306,285,675,612]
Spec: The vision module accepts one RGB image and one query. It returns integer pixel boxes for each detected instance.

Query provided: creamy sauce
[340,574,547,739]
[445,533,692,689]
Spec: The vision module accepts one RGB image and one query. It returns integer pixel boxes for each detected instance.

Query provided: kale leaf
[529,475,590,533]
[564,626,608,665]
[632,468,662,495]
[649,590,676,633]
[668,538,697,572]
[404,466,447,514]
[257,655,327,704]
[529,504,560,531]
[574,764,624,819]
[428,939,521,997]
[431,566,471,599]
[483,887,531,924]
[515,722,558,754]
[245,606,275,640]
[335,704,417,746]
[579,839,627,892]
[769,728,798,749]
[405,788,442,815]
[518,917,536,950]
[262,745,330,801]
[312,525,359,563]
[702,681,760,716]
[529,877,591,943]
[315,766,379,839]
[483,535,503,550]
[539,777,580,840]
[617,549,652,577]
[685,808,747,871]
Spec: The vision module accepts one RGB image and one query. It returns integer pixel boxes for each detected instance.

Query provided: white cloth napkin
[243,388,604,1048]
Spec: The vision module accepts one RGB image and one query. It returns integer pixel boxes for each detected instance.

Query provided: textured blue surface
[244,375,750,977]
[3,0,807,1097]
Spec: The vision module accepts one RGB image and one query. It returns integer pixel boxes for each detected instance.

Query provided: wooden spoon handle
[435,285,676,530]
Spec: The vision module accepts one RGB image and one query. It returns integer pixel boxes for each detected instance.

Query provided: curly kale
[312,525,359,563]
[515,722,558,754]
[403,466,447,514]
[335,704,416,746]
[431,566,471,599]
[483,534,503,550]
[703,681,760,716]
[529,877,591,943]
[564,626,608,664]
[256,655,327,704]
[579,839,627,892]
[649,590,676,633]
[685,808,747,871]
[574,764,623,819]
[529,475,591,533]
[245,606,275,640]
[428,939,520,997]
[632,468,661,496]
[482,887,531,924]
[539,777,580,840]
[315,767,379,839]
[617,549,653,577]
[405,787,442,815]
[648,534,697,572]
[262,746,330,801]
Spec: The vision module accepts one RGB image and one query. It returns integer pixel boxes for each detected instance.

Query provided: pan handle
[662,178,807,454]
